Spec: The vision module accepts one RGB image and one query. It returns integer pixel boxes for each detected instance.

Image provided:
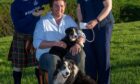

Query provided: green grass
[0,37,38,84]
[111,21,140,84]
[0,21,140,84]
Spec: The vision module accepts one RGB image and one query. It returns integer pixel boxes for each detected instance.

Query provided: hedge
[0,0,140,37]
[0,2,13,37]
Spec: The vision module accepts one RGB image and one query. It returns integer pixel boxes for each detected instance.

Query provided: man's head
[50,0,66,19]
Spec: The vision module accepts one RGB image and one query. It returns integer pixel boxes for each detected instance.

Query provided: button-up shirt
[33,12,85,60]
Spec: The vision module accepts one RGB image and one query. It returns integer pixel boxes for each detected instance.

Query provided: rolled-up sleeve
[77,30,86,39]
[33,20,45,49]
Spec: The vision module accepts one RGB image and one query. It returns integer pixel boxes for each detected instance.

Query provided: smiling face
[51,0,66,19]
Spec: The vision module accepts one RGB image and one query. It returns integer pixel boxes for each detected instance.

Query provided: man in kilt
[8,0,49,84]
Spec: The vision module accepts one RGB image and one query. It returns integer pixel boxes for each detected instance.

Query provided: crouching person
[33,0,86,84]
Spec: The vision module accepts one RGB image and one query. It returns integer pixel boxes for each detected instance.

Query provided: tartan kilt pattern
[8,32,38,68]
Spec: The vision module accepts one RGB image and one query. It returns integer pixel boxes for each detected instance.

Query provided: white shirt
[33,12,78,60]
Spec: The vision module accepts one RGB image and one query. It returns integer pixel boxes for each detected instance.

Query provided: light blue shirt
[33,12,79,60]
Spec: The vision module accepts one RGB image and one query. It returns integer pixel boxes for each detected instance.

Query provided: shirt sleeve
[33,19,45,49]
[66,15,78,27]
[77,30,86,39]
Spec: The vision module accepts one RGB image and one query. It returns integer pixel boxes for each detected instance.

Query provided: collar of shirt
[46,12,66,28]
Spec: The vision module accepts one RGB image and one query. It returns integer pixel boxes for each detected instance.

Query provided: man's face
[52,0,66,18]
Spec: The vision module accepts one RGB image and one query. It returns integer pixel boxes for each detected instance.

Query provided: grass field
[0,21,140,84]
[111,21,140,84]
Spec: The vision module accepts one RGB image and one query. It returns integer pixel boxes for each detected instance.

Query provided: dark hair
[49,0,66,7]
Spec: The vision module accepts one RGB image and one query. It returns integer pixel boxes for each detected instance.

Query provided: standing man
[77,0,114,84]
[8,0,49,84]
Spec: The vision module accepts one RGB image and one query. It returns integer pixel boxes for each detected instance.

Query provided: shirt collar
[46,12,66,27]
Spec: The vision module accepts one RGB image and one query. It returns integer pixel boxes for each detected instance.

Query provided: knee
[74,50,86,65]
[39,53,60,71]
[79,48,86,57]
[78,49,86,61]
[39,53,51,71]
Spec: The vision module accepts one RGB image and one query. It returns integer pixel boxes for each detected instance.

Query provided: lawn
[111,21,140,84]
[0,21,140,84]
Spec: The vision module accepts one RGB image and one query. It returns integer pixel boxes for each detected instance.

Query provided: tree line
[0,0,140,37]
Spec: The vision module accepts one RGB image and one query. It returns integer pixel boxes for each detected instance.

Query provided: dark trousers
[83,23,113,84]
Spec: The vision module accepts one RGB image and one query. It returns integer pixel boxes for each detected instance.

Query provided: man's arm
[33,20,67,49]
[77,30,86,47]
[86,0,112,29]
[76,4,83,22]
[97,0,112,22]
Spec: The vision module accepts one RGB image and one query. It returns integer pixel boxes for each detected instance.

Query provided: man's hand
[69,43,82,56]
[55,41,67,49]
[86,19,98,29]
[25,40,35,55]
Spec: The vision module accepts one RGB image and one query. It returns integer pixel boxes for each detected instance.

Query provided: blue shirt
[33,12,85,60]
[10,0,49,34]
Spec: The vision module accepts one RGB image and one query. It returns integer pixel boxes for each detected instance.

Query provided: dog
[53,59,96,84]
[49,27,79,59]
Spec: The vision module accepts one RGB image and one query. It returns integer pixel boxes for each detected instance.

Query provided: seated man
[33,0,86,84]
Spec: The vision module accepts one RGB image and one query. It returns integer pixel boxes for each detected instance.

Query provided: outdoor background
[0,0,140,84]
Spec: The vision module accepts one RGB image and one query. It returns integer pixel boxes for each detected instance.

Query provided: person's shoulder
[64,14,74,20]
[40,12,51,20]
[11,0,22,7]
[37,12,51,24]
[40,15,47,20]
[37,16,46,24]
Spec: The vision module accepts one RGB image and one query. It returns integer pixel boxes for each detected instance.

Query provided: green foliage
[112,0,124,22]
[0,2,13,37]
[65,0,77,21]
[120,4,140,22]
[112,0,140,22]
[0,0,140,37]
[0,21,140,83]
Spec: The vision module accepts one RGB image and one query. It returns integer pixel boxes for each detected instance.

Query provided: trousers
[84,23,113,84]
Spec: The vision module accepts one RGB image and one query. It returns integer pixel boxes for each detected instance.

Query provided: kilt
[8,32,38,68]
